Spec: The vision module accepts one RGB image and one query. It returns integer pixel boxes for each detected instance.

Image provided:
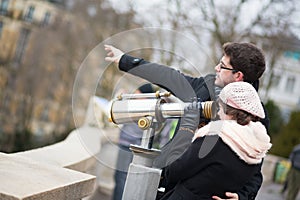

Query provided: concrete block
[14,126,102,173]
[0,153,96,200]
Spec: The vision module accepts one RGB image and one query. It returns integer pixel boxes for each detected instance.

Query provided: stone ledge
[0,96,116,199]
[14,126,102,173]
[0,126,105,199]
[0,153,96,200]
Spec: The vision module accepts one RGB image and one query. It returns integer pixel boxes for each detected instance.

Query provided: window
[0,0,9,15]
[42,11,51,26]
[271,74,281,89]
[0,21,3,38]
[24,5,35,22]
[285,76,295,93]
[14,28,30,64]
[41,106,49,121]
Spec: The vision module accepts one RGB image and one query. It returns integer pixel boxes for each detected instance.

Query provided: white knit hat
[219,82,265,118]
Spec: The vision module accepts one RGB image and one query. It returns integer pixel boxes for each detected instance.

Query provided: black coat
[161,136,261,200]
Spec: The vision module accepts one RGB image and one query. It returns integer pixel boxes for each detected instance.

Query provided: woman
[160,82,272,200]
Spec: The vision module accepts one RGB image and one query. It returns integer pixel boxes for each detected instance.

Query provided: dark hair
[138,83,155,93]
[222,42,266,83]
[218,99,259,126]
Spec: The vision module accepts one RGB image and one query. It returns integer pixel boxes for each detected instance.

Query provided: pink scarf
[192,120,272,164]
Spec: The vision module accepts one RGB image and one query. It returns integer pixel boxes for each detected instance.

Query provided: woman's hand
[212,192,239,200]
[104,45,124,64]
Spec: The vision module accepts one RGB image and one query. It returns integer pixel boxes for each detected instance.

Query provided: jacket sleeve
[163,136,215,185]
[260,103,270,132]
[119,54,204,102]
[236,163,263,200]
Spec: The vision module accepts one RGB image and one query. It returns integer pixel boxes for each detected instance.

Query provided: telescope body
[109,92,215,126]
[110,98,185,124]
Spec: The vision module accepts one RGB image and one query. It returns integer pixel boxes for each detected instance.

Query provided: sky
[106,0,300,39]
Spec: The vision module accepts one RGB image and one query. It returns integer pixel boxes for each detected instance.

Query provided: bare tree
[125,0,300,90]
[0,0,144,152]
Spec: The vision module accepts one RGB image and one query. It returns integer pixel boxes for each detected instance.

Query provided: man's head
[214,42,266,87]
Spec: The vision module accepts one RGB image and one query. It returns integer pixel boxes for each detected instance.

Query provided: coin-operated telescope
[108,91,216,200]
[109,91,216,147]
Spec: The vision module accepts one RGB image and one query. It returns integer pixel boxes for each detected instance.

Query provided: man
[286,144,300,200]
[104,42,269,200]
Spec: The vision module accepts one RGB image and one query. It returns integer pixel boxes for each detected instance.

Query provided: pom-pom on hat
[219,82,265,118]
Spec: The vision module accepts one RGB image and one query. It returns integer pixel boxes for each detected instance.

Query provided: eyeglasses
[220,66,238,73]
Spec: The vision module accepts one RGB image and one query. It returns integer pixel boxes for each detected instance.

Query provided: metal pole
[122,120,162,200]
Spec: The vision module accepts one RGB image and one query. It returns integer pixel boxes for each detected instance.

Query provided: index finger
[104,44,112,50]
[212,196,222,200]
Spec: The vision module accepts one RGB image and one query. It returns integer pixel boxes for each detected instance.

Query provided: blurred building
[0,0,62,65]
[0,0,68,138]
[260,37,300,121]
[0,0,140,145]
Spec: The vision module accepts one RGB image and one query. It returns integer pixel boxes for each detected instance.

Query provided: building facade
[261,50,300,121]
[0,0,67,139]
[0,0,61,65]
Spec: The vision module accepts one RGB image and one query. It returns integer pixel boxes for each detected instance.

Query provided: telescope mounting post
[122,116,162,200]
[139,116,158,149]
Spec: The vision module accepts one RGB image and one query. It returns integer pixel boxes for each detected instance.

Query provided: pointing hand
[104,45,124,64]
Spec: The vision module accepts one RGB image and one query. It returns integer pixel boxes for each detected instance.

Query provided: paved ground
[89,182,300,200]
[89,189,111,200]
[257,182,300,200]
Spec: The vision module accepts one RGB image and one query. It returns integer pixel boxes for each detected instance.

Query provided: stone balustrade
[0,96,115,200]
[0,125,104,200]
[15,126,102,172]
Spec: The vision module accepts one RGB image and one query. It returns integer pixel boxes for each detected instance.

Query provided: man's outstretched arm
[105,45,199,102]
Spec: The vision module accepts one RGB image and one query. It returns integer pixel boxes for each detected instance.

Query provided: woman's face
[218,102,233,120]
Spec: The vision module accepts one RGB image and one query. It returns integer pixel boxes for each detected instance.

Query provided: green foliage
[270,110,300,158]
[13,129,33,153]
[265,100,284,136]
[0,127,72,153]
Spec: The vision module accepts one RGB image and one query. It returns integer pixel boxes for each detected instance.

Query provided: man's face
[214,55,239,87]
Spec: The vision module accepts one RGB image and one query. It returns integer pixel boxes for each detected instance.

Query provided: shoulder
[192,135,222,158]
[204,74,216,82]
[189,74,216,101]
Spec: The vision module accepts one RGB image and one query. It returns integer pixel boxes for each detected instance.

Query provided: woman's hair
[218,99,260,125]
